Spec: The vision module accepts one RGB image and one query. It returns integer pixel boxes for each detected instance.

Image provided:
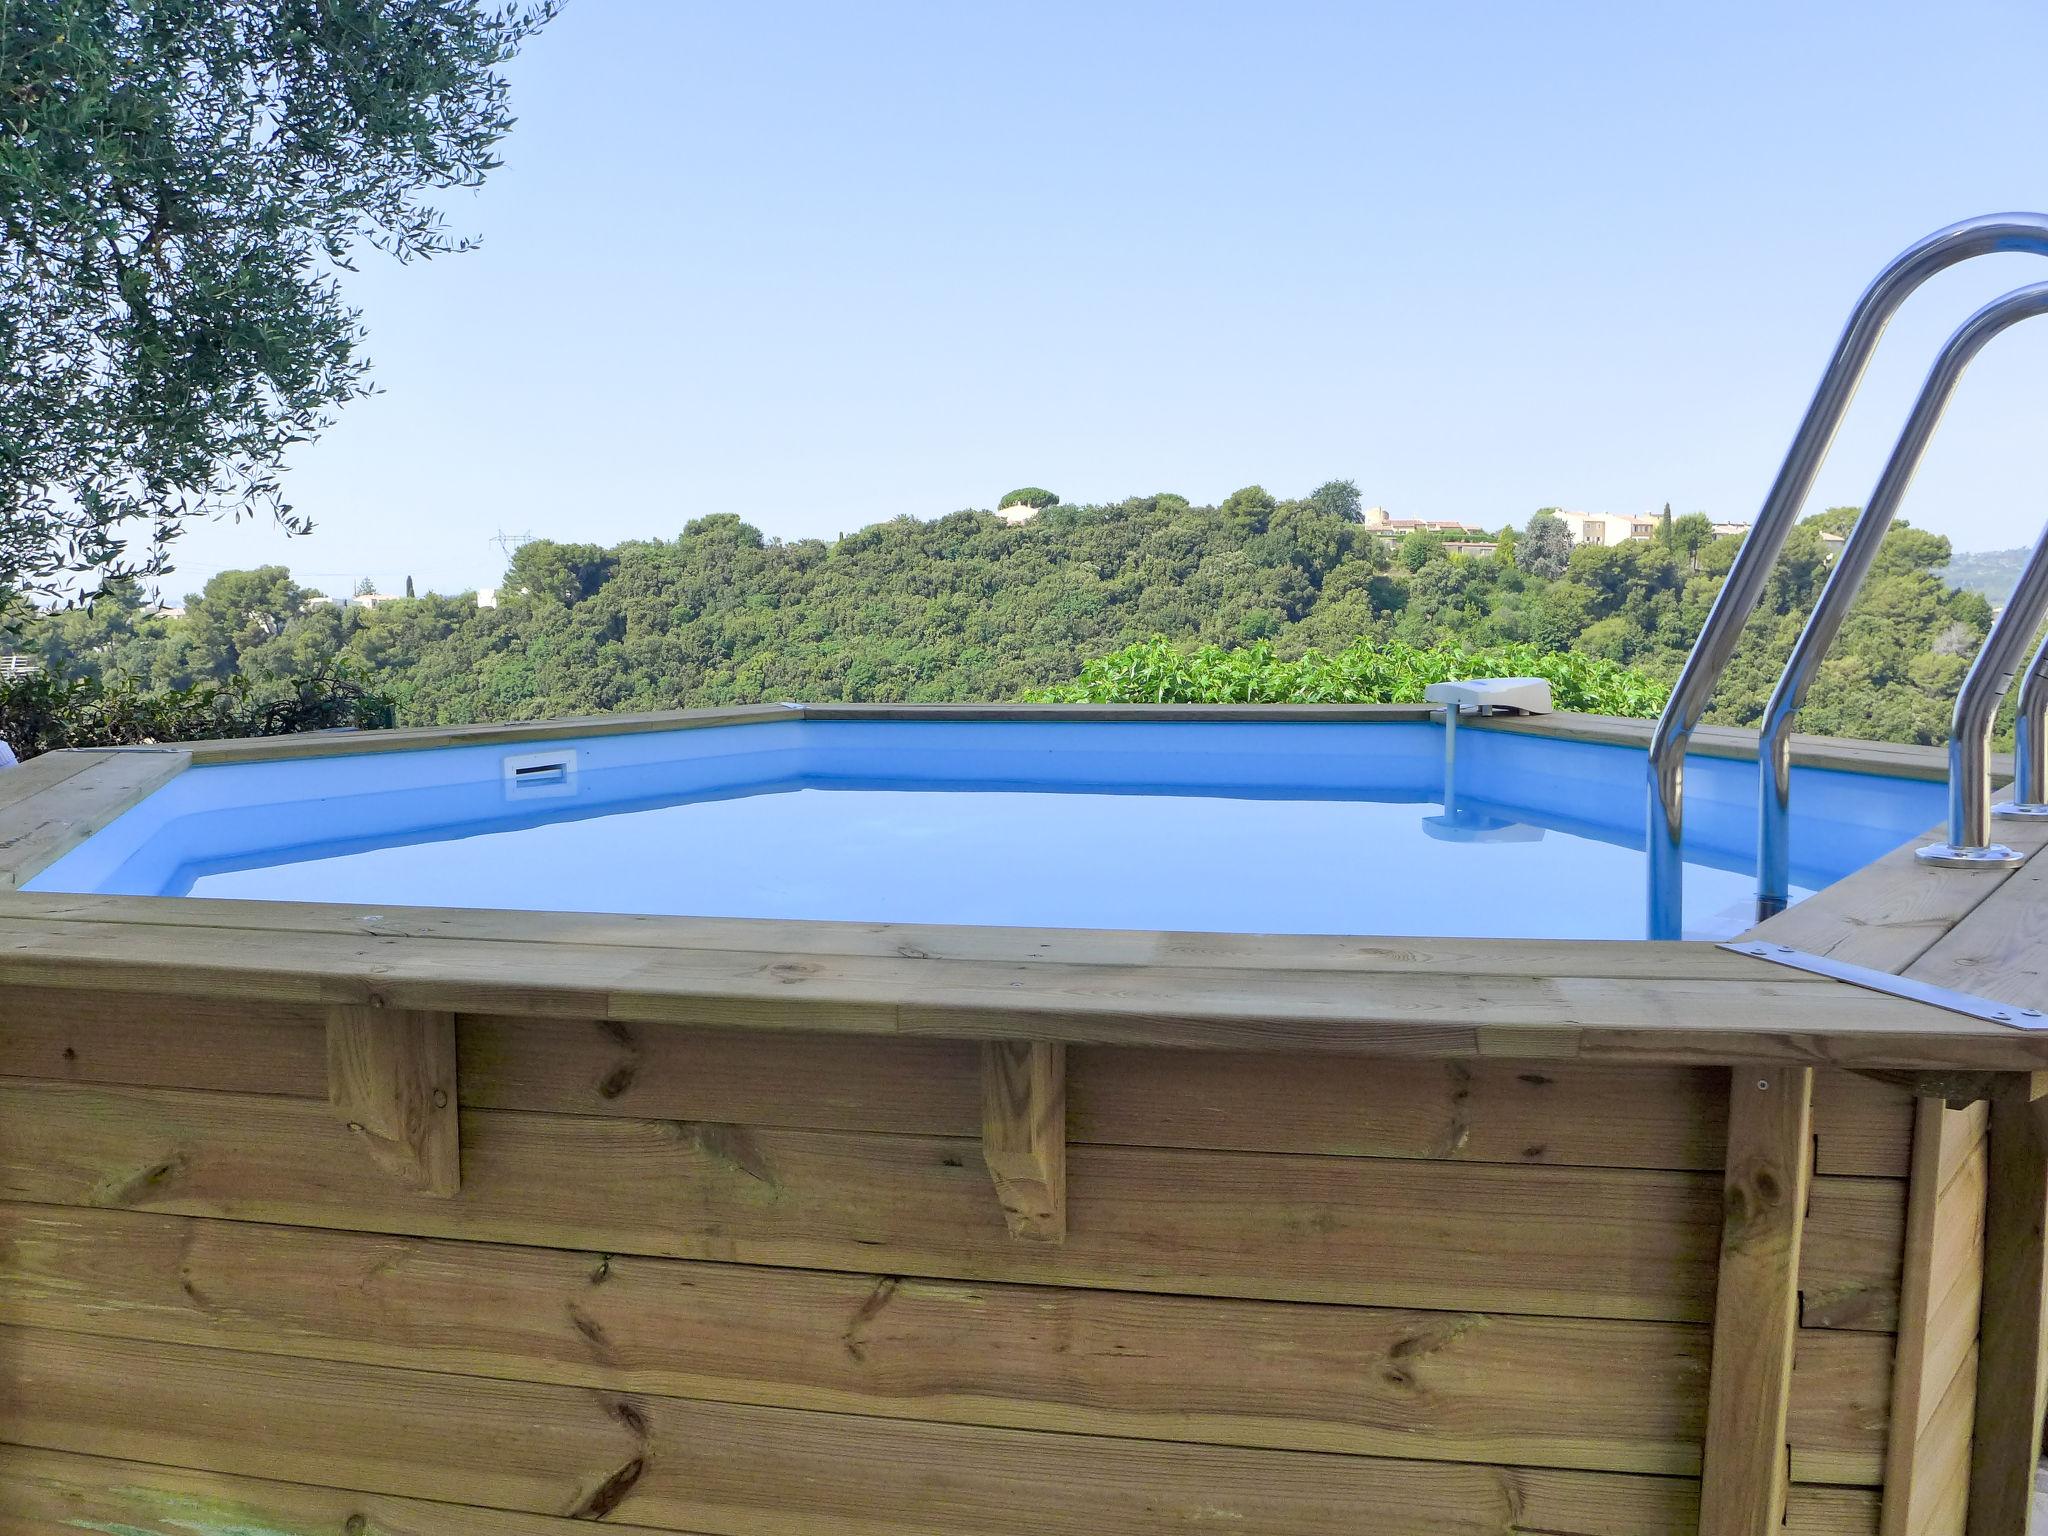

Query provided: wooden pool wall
[0,703,2041,1536]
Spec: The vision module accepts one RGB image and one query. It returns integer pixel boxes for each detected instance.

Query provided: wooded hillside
[8,484,1994,743]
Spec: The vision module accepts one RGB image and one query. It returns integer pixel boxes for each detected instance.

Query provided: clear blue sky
[167,0,2048,599]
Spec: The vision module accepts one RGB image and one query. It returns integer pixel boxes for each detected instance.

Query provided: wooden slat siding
[0,1446,713,1536]
[0,1325,1727,1536]
[0,987,327,1093]
[0,913,2030,1070]
[0,1448,1882,1536]
[0,1081,1900,1327]
[5,998,1915,1178]
[1790,1486,1886,1536]
[1792,1328,1896,1485]
[0,1201,1894,1480]
[1881,1099,1988,1536]
[0,1078,1906,1326]
[326,1006,460,1196]
[1700,1068,1816,1536]
[1963,1092,2048,1536]
[0,749,188,890]
[0,1329,1887,1536]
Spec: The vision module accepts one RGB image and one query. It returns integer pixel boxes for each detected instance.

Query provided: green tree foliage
[4,491,1996,747]
[0,0,556,607]
[1516,510,1574,580]
[998,487,1059,510]
[1032,637,1669,715]
[0,662,391,759]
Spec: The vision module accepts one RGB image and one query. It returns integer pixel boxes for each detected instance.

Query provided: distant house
[0,653,38,679]
[994,503,1041,526]
[1549,509,1659,547]
[476,588,499,609]
[306,592,405,613]
[1358,507,1492,542]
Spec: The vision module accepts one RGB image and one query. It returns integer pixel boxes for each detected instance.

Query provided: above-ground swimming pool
[24,710,1945,940]
[0,702,2041,1536]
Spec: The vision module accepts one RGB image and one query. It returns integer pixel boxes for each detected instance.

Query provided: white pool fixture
[502,747,579,799]
[1425,677,1554,826]
[1423,678,1555,717]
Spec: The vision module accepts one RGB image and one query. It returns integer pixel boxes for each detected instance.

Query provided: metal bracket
[1720,941,2048,1029]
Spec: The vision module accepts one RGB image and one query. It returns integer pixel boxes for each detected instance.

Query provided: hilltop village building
[1361,504,1788,556]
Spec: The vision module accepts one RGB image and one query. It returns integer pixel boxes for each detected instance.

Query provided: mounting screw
[346,1121,365,1134]
[432,1089,449,1108]
[1757,1079,1770,1091]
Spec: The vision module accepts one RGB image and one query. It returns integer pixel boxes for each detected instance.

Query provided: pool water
[27,718,1946,941]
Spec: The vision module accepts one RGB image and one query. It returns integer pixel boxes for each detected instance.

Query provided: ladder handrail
[2001,633,2048,813]
[1920,528,2048,863]
[1647,213,2048,938]
[1755,282,2048,916]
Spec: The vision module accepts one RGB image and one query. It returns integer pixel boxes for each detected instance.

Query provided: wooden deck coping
[0,705,2039,1070]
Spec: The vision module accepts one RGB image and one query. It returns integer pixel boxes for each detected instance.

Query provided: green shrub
[1029,636,1670,716]
[1,663,394,760]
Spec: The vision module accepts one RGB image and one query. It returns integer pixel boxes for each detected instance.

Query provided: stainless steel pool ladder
[1755,282,2048,916]
[1646,213,2048,939]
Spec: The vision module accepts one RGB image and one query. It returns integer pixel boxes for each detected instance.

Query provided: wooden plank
[0,1323,1715,1536]
[0,748,107,818]
[326,1006,460,1196]
[1964,1091,2048,1536]
[1791,1485,1886,1536]
[0,986,326,1093]
[1882,1099,1990,1536]
[0,749,188,890]
[0,1444,700,1536]
[464,1016,982,1134]
[1700,1067,1815,1536]
[0,909,2028,1068]
[1908,843,2048,1018]
[0,887,1821,977]
[981,1040,1064,1242]
[0,1080,1905,1324]
[0,1201,1895,1478]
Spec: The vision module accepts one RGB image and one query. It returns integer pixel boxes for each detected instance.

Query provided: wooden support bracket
[1699,1065,1814,1536]
[325,1005,460,1197]
[1849,1068,2048,1110]
[981,1040,1065,1243]
[1966,1089,2048,1536]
